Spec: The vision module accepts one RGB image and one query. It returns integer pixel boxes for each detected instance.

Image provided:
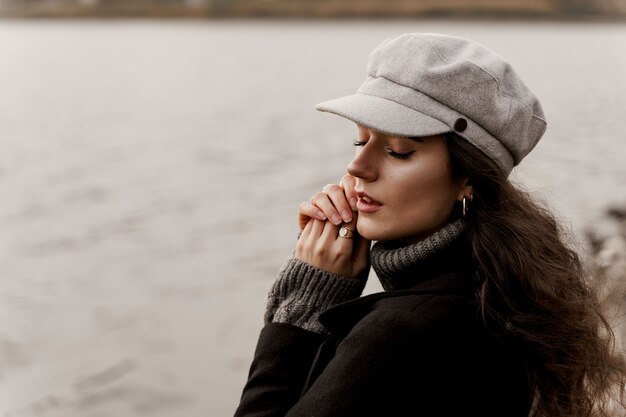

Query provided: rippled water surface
[0,19,625,416]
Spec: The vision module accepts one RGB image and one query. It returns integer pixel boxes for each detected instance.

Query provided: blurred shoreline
[1,0,625,20]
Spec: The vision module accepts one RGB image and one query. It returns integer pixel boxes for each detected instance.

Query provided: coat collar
[318,253,473,336]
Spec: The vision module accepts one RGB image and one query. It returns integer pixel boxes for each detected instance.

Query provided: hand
[295,175,369,280]
[296,216,370,280]
[298,174,359,231]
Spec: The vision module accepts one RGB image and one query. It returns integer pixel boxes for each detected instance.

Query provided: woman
[234,33,626,417]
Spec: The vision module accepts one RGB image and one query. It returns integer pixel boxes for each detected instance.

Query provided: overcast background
[1,5,626,417]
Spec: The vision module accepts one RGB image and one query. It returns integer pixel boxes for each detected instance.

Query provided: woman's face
[347,124,470,243]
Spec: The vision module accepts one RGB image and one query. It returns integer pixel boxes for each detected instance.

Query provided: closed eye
[354,140,415,160]
[387,149,415,160]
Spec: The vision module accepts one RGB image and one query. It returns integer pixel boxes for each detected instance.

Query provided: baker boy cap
[315,33,547,176]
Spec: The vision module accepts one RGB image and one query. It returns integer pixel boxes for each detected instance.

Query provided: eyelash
[352,140,415,160]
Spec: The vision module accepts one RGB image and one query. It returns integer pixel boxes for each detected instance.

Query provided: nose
[347,143,378,182]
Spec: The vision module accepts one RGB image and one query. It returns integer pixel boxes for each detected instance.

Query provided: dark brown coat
[235,244,532,417]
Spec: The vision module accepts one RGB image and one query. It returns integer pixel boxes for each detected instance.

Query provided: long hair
[443,132,626,417]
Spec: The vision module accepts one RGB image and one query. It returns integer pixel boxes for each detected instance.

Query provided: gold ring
[338,226,354,239]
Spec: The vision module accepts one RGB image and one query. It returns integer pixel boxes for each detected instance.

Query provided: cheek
[392,167,458,228]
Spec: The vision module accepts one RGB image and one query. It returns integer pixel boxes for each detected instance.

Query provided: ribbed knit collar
[370,219,469,291]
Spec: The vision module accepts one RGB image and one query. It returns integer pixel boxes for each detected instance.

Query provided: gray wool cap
[315,33,547,176]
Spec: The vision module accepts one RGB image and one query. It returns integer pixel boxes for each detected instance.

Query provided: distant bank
[1,0,625,19]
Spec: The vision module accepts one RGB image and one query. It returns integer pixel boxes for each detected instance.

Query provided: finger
[297,219,324,255]
[342,212,370,275]
[324,183,353,224]
[311,192,343,226]
[298,201,326,231]
[353,229,371,270]
[318,219,341,249]
[296,216,315,258]
[298,214,315,242]
[322,221,356,272]
[308,218,326,240]
[342,211,358,233]
[333,213,358,253]
[340,174,358,211]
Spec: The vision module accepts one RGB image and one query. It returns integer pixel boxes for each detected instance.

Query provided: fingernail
[331,214,342,225]
[341,210,352,223]
[316,210,326,220]
[350,197,357,210]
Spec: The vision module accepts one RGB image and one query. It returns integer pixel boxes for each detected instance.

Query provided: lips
[356,191,382,204]
[356,191,383,213]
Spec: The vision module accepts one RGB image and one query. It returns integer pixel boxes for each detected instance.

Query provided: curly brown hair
[443,131,626,417]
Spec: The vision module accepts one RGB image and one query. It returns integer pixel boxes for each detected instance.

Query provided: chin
[356,218,396,242]
[356,228,377,241]
[355,219,374,241]
[356,216,437,243]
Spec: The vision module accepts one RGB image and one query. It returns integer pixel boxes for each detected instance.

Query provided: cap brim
[315,94,450,138]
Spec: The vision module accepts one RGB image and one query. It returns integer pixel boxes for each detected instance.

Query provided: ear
[456,177,473,201]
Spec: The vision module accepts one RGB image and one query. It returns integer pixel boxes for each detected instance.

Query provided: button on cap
[454,118,467,132]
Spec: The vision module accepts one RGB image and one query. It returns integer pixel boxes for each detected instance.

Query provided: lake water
[0,19,625,417]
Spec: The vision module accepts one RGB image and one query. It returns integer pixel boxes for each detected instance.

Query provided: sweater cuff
[264,257,367,334]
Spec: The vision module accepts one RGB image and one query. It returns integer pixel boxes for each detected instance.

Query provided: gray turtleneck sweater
[264,219,467,334]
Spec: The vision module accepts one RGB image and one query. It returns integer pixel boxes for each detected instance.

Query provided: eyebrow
[407,136,424,143]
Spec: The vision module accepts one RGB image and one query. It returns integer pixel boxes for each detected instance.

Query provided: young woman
[234,33,626,417]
